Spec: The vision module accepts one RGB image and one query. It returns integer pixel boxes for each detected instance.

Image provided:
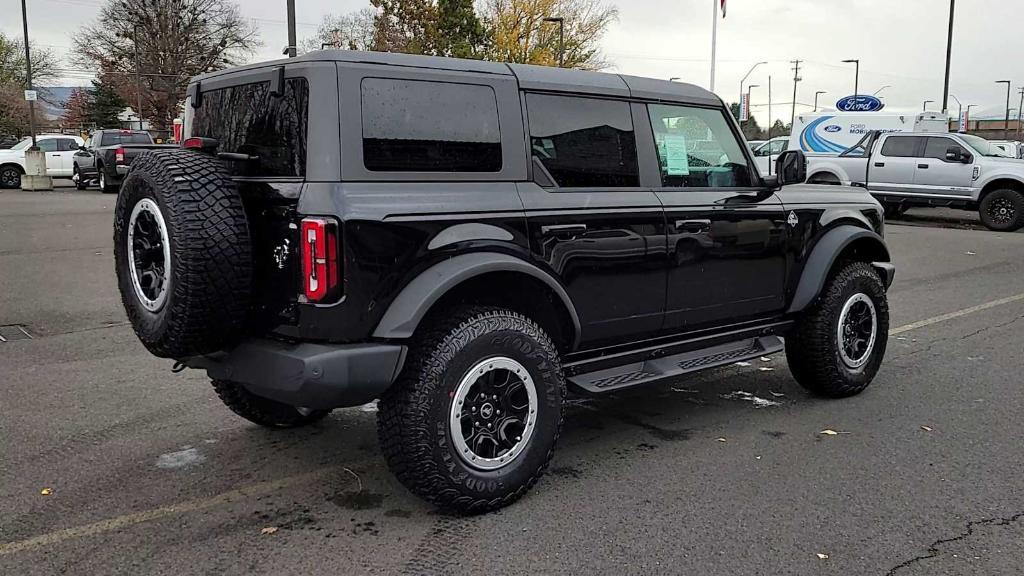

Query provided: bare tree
[302,8,377,53]
[73,0,260,130]
[0,31,58,87]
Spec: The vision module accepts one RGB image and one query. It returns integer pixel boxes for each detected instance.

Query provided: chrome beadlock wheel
[449,356,538,471]
[127,198,171,312]
[837,293,877,369]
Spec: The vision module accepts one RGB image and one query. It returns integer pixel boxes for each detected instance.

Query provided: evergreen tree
[89,78,128,129]
[435,0,488,58]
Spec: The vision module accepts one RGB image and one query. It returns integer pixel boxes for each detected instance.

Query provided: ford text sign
[836,95,885,112]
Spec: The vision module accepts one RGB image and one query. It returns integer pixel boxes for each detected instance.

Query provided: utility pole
[942,0,955,114]
[790,60,802,133]
[286,0,297,57]
[133,25,144,130]
[710,0,718,92]
[1017,88,1024,141]
[20,0,36,148]
[997,80,1012,140]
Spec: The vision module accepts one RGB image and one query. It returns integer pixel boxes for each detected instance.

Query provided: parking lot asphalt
[2,189,1023,576]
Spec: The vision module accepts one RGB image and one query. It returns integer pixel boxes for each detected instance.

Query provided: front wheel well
[417,271,576,353]
[808,171,840,184]
[0,163,25,174]
[833,236,889,279]
[980,178,1024,201]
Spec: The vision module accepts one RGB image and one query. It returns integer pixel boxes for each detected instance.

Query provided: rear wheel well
[418,271,576,353]
[980,178,1024,200]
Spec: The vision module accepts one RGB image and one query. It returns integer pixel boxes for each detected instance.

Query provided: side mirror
[774,150,807,187]
[78,145,88,151]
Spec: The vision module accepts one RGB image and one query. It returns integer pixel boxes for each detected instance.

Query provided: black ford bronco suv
[113,51,894,513]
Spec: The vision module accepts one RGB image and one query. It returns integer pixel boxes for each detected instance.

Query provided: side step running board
[568,336,784,394]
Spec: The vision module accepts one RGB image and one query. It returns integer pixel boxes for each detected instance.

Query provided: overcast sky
[5,0,1024,126]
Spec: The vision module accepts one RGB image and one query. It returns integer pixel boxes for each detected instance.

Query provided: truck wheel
[113,149,252,358]
[99,169,118,194]
[979,189,1024,231]
[212,380,330,429]
[73,166,88,190]
[0,165,21,189]
[785,262,889,398]
[378,306,565,514]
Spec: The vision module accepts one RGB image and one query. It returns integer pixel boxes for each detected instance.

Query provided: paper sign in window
[663,134,690,176]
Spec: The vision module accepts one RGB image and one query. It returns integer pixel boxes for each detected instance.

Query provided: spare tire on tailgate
[114,149,252,358]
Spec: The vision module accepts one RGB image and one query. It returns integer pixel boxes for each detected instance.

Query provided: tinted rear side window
[880,136,923,158]
[526,93,639,188]
[361,78,501,172]
[100,132,152,146]
[190,78,309,177]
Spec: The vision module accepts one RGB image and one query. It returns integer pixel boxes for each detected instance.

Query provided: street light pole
[286,0,297,57]
[997,80,1012,140]
[950,94,963,130]
[739,61,767,111]
[942,0,955,114]
[965,104,977,134]
[842,59,860,104]
[543,17,565,68]
[133,25,144,131]
[20,0,36,148]
[923,100,934,111]
[745,84,759,128]
[873,85,891,96]
[814,91,826,112]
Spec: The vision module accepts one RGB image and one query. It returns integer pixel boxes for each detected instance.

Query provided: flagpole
[710,0,718,93]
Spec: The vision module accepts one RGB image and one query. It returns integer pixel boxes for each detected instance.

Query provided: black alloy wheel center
[842,300,874,363]
[459,368,531,461]
[131,210,166,302]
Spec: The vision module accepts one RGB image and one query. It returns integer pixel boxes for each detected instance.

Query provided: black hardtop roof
[191,49,721,106]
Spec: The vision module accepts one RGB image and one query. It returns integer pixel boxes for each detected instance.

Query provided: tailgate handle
[541,224,587,239]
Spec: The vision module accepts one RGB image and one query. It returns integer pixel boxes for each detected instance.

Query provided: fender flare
[372,252,582,348]
[787,225,892,314]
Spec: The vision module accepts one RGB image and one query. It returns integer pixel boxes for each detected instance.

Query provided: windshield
[9,138,32,151]
[958,134,1006,158]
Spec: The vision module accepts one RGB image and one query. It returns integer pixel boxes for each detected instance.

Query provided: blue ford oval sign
[824,125,842,133]
[836,95,885,112]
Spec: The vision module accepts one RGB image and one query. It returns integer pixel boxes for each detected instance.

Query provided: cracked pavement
[2,190,1024,575]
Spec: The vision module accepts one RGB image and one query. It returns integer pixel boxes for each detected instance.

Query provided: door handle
[874,162,886,167]
[918,164,929,169]
[675,219,711,233]
[541,224,587,238]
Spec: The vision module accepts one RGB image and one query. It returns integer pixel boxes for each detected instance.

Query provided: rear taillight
[114,147,125,164]
[300,217,341,303]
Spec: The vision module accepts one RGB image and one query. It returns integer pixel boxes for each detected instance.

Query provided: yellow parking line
[889,292,1024,336]
[0,466,347,557]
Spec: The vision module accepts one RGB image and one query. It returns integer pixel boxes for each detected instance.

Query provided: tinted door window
[924,137,967,160]
[190,79,309,177]
[647,104,754,188]
[361,78,501,172]
[36,139,58,152]
[58,139,79,151]
[880,136,923,158]
[527,93,639,188]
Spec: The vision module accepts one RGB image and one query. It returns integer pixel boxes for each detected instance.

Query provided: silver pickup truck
[805,131,1024,231]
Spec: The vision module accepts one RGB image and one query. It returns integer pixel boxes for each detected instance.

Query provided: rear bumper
[115,165,130,176]
[185,339,407,410]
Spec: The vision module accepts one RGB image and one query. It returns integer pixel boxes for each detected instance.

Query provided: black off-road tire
[113,149,252,358]
[786,262,889,398]
[378,306,566,514]
[212,380,331,429]
[979,188,1024,231]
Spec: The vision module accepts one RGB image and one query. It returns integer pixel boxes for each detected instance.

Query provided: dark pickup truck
[73,129,177,193]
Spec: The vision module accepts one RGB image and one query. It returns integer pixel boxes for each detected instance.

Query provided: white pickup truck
[804,131,1024,231]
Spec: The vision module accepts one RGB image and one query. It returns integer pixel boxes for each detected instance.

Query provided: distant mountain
[36,86,82,120]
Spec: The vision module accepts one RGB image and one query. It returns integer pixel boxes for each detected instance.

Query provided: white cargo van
[754,112,950,176]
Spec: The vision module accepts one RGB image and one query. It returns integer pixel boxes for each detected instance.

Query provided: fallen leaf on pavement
[758,367,774,372]
[965,251,976,255]
[816,553,829,560]
[716,437,727,442]
[40,488,52,496]
[260,527,278,535]
[921,426,933,432]
[734,361,752,367]
[819,429,851,436]
[759,357,772,362]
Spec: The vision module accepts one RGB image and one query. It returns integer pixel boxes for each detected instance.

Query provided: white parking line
[889,292,1024,336]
